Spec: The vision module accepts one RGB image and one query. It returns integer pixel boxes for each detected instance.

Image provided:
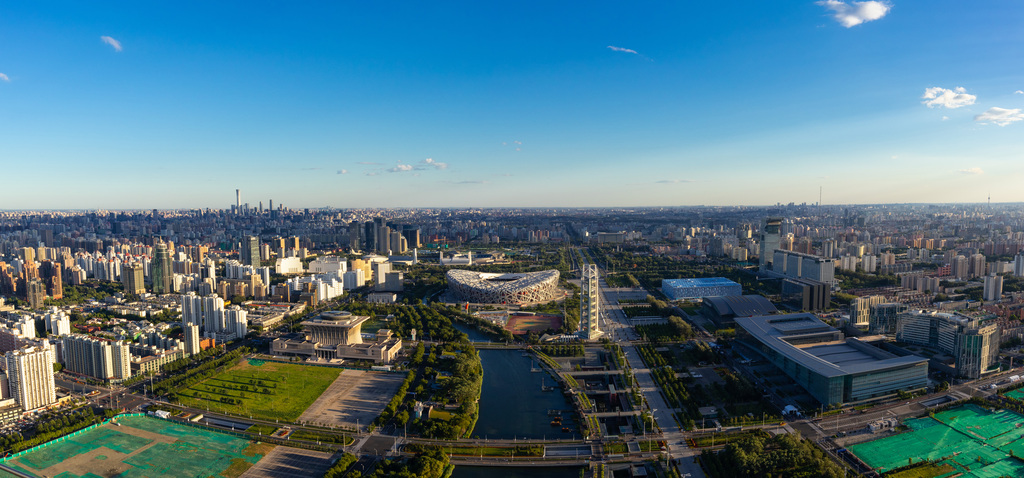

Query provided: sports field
[177,360,342,421]
[849,404,1024,477]
[506,313,562,335]
[1,415,272,478]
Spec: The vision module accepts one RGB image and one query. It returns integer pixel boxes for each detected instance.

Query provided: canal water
[474,349,580,440]
[453,323,494,342]
[450,466,583,478]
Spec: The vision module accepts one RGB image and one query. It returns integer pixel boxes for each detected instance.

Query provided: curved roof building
[446,269,560,304]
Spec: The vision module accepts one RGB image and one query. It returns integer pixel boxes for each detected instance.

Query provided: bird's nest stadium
[446,269,560,304]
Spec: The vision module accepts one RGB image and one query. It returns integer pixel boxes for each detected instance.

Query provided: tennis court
[1,415,270,478]
[849,404,1024,477]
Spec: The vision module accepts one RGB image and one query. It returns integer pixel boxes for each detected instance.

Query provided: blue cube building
[661,277,742,300]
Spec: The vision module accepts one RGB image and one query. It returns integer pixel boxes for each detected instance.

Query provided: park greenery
[376,340,482,440]
[635,316,695,343]
[364,446,453,478]
[0,406,98,454]
[175,360,341,421]
[323,453,359,478]
[154,346,245,397]
[700,432,844,478]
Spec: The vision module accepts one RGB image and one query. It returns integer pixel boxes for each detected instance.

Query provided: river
[473,349,580,440]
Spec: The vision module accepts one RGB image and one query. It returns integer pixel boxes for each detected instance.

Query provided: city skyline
[2,1,1023,209]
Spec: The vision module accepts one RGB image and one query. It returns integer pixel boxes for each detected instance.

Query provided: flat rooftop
[663,277,740,288]
[736,313,927,378]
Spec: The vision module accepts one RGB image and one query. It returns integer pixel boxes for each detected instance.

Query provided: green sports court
[0,415,273,478]
[849,404,1024,477]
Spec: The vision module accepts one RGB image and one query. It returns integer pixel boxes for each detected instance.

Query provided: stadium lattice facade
[446,269,560,304]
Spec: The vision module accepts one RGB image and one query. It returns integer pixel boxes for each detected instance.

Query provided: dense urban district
[1,202,1024,478]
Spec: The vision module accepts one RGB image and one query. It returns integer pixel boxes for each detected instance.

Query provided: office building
[896,310,999,379]
[772,250,836,285]
[758,217,783,271]
[662,277,742,300]
[122,262,145,295]
[1015,253,1024,277]
[850,295,886,327]
[781,278,831,311]
[6,344,57,411]
[868,302,907,335]
[151,240,172,294]
[735,313,928,406]
[241,236,261,267]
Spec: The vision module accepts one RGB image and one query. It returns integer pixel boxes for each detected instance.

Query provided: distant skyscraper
[1015,253,1024,277]
[6,344,56,411]
[151,240,173,294]
[241,236,261,267]
[758,217,783,272]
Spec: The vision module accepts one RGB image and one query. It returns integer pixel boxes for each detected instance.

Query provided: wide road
[585,248,706,478]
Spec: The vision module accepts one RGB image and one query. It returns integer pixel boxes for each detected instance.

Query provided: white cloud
[419,158,448,170]
[974,107,1024,126]
[607,46,638,54]
[1016,90,1024,95]
[922,87,976,109]
[656,179,695,184]
[941,116,950,121]
[357,161,382,165]
[817,1,891,28]
[388,164,414,173]
[337,169,348,175]
[958,167,984,175]
[100,36,122,52]
[0,73,8,82]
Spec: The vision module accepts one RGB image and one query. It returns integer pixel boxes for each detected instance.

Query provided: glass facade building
[736,313,928,406]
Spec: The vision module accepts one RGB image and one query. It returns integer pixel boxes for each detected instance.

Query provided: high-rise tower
[151,240,172,294]
[241,236,261,267]
[6,344,56,411]
[758,217,783,272]
[579,264,602,340]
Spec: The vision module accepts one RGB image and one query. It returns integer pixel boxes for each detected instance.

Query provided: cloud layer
[959,167,984,175]
[818,0,891,27]
[922,87,976,109]
[101,36,122,52]
[0,73,8,82]
[974,107,1024,126]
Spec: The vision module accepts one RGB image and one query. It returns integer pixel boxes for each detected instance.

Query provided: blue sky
[2,1,1023,209]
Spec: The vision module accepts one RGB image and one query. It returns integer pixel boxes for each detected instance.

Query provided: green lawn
[177,361,341,421]
[885,462,955,478]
